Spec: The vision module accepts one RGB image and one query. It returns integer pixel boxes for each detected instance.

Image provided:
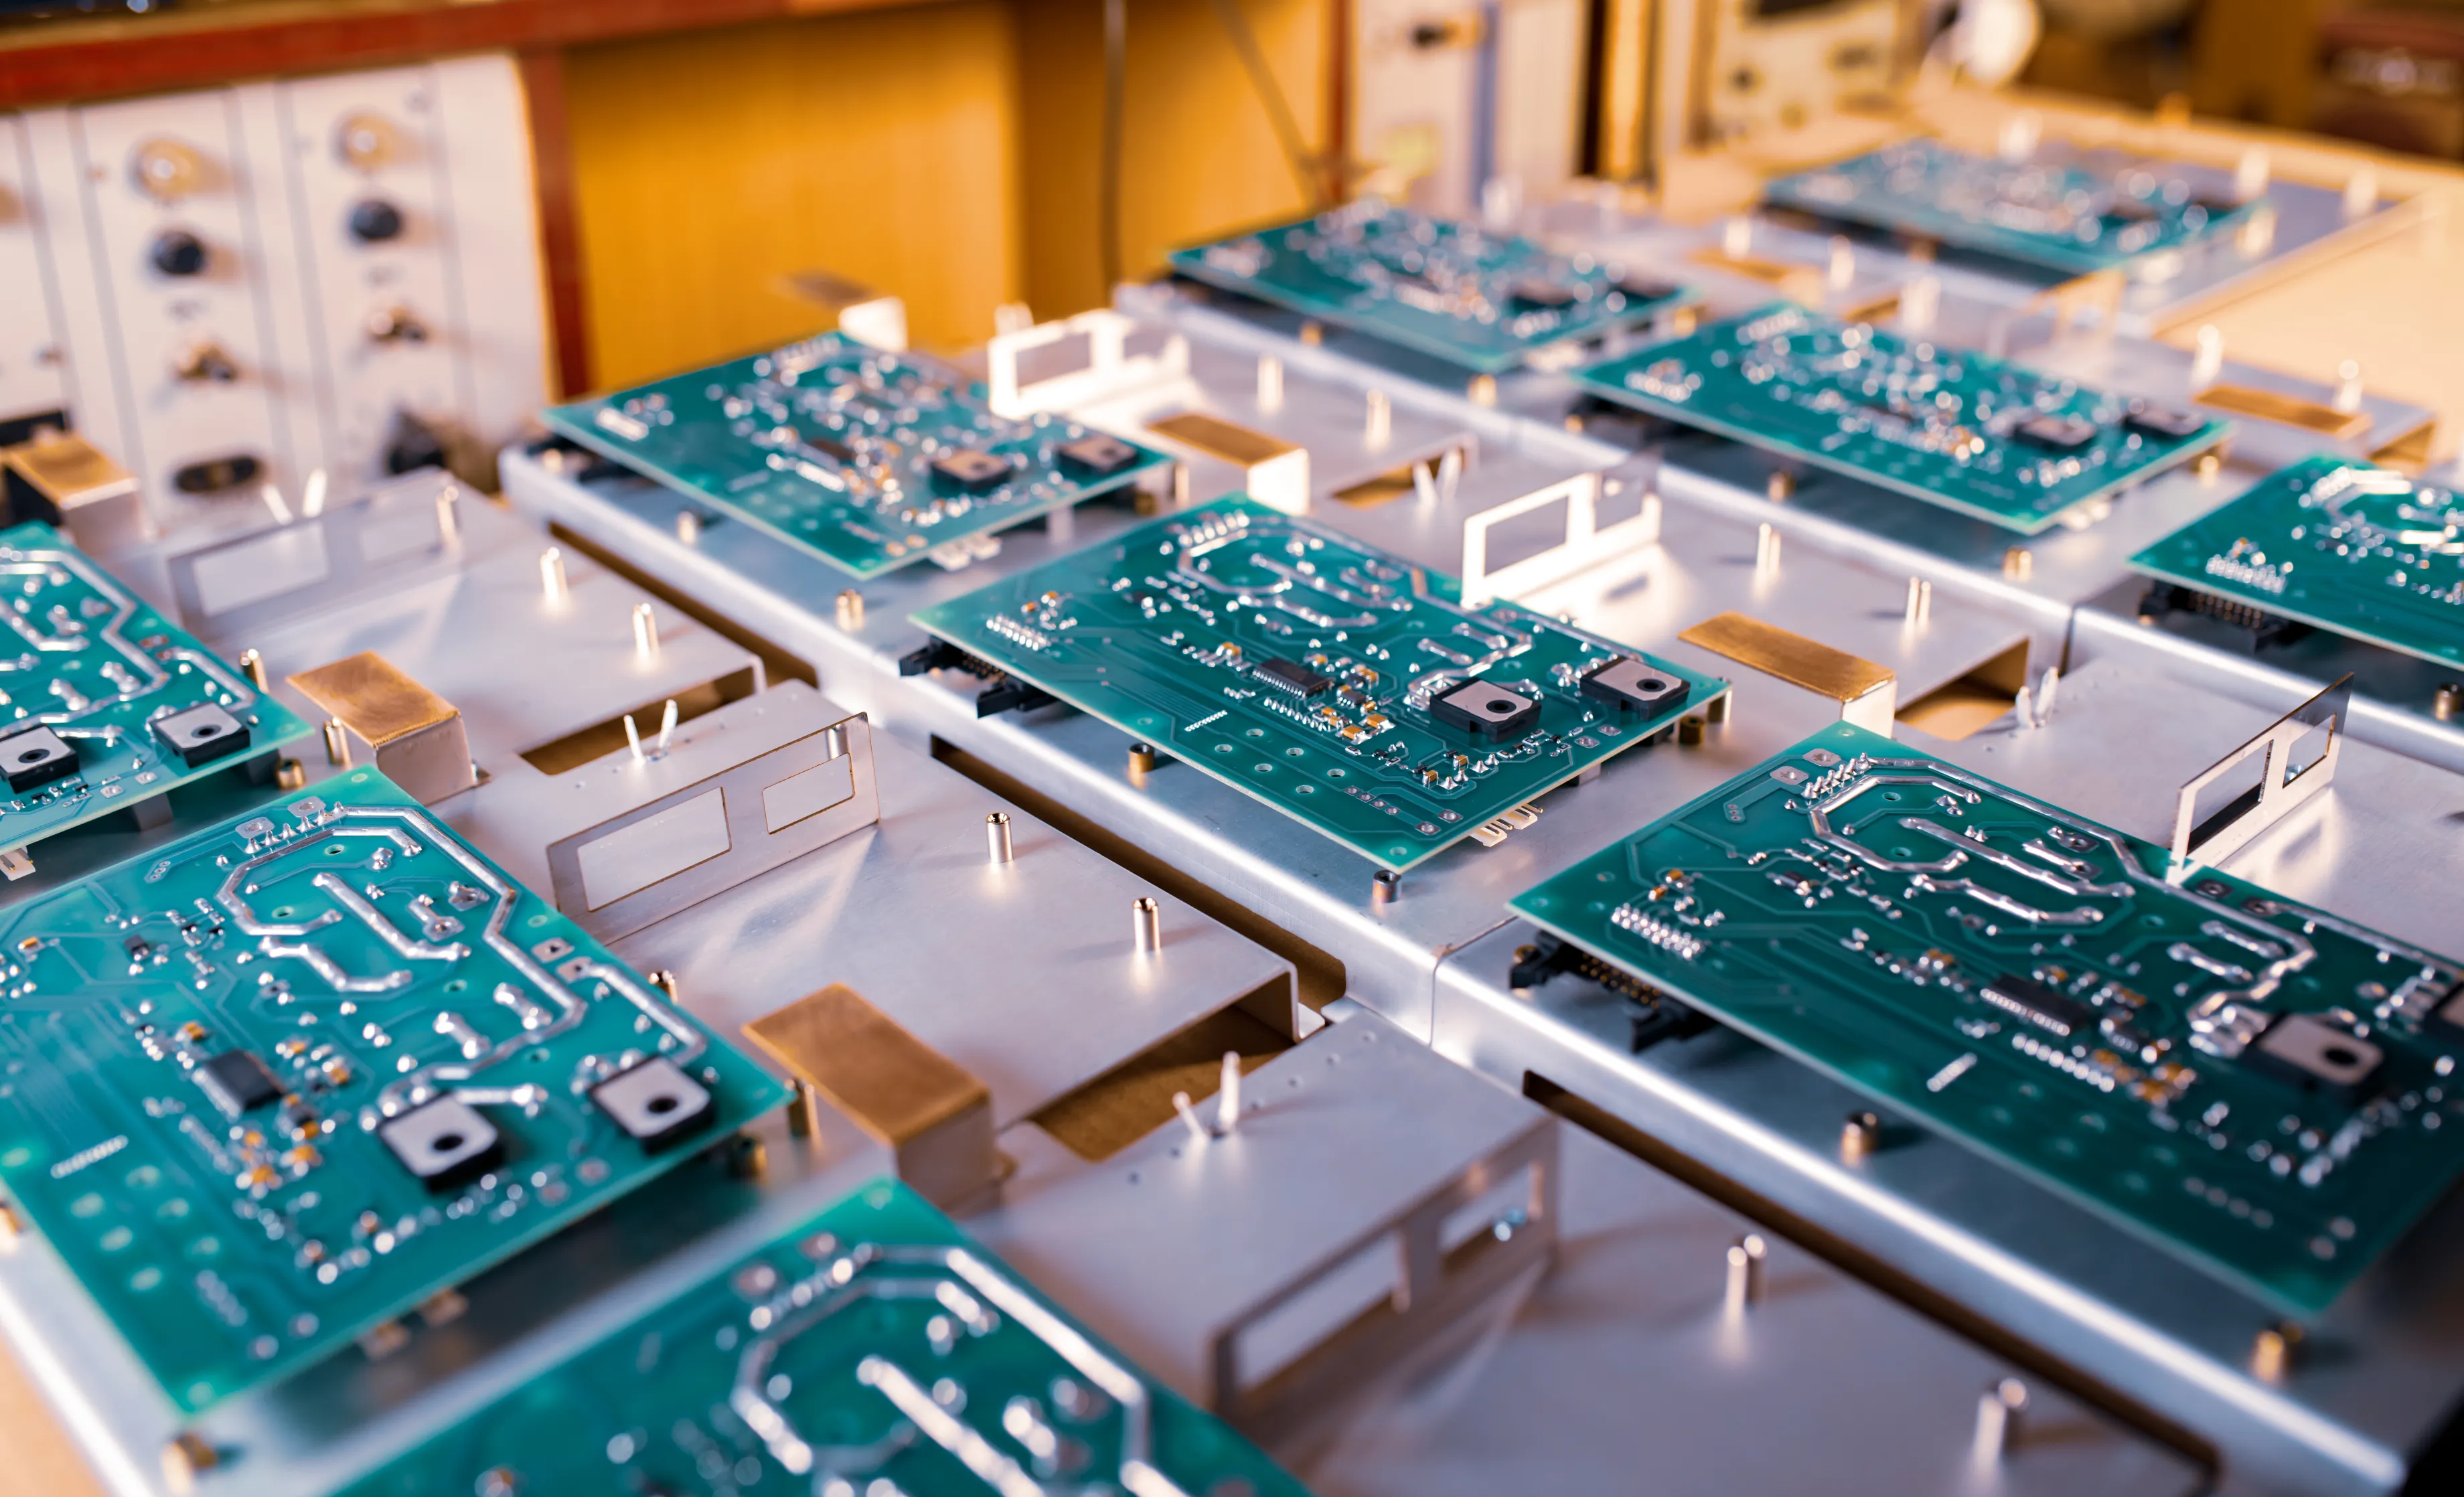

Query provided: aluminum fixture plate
[1748,138,2425,337]
[981,1013,1559,1449]
[1306,1125,2208,1497]
[535,684,881,944]
[1431,915,2464,1497]
[1914,659,2459,959]
[505,275,2464,1494]
[0,702,1296,1497]
[507,441,2042,1036]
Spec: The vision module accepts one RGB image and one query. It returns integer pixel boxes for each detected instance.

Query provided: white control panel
[0,116,67,428]
[2,54,547,542]
[1351,0,1585,218]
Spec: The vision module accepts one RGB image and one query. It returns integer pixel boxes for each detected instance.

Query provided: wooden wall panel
[1016,0,1331,321]
[561,0,1023,386]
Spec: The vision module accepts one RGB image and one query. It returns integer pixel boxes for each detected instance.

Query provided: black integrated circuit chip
[196,1049,285,1119]
[1253,657,1333,698]
[1979,973,2097,1040]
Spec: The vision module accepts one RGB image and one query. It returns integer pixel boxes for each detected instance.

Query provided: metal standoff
[836,588,865,629]
[1371,868,1401,907]
[1131,895,1162,953]
[986,810,1014,864]
[1841,1110,1883,1162]
[539,546,568,603]
[2253,1322,2303,1382]
[1972,1378,2027,1462]
[1723,1233,1768,1316]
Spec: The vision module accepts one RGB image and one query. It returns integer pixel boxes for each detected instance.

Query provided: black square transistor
[2015,414,2098,451]
[1579,657,1691,714]
[1616,272,1681,302]
[1057,434,1141,477]
[149,703,252,769]
[378,1095,506,1189]
[1507,277,1577,310]
[1432,680,1541,738]
[2123,403,2210,441]
[196,1050,284,1119]
[0,726,78,794]
[929,449,1014,493]
[589,1057,716,1152]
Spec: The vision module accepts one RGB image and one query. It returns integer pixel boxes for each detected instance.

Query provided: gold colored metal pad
[743,983,997,1208]
[286,651,475,805]
[1679,611,1897,734]
[1,432,135,510]
[1146,412,1298,465]
[287,651,457,748]
[2196,384,2373,441]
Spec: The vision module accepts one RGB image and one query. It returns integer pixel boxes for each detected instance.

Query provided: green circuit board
[911,496,1725,872]
[339,1178,1314,1497]
[1762,138,2257,276]
[2129,455,2464,668]
[542,333,1170,580]
[1512,721,2464,1315]
[1568,303,2228,533]
[1169,200,1690,374]
[0,521,311,852]
[0,769,788,1412]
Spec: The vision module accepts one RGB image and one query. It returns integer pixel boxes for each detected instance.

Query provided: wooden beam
[516,47,592,398]
[0,0,911,110]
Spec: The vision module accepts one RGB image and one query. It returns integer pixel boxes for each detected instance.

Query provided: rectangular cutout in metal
[165,470,464,639]
[574,787,733,911]
[544,706,881,943]
[2169,674,2352,875]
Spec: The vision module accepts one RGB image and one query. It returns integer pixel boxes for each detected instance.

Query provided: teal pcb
[0,769,788,1411]
[0,521,310,852]
[339,1178,1314,1497]
[1762,138,2256,276]
[1169,200,1689,374]
[1513,722,2464,1315]
[2130,455,2464,668]
[542,333,1170,580]
[1569,302,2227,532]
[911,495,1725,871]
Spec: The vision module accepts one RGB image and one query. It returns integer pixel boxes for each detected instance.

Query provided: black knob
[348,199,404,244]
[384,410,447,475]
[150,229,207,277]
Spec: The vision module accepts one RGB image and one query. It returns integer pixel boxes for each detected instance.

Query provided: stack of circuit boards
[0,521,1307,1497]
[13,120,2464,1497]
